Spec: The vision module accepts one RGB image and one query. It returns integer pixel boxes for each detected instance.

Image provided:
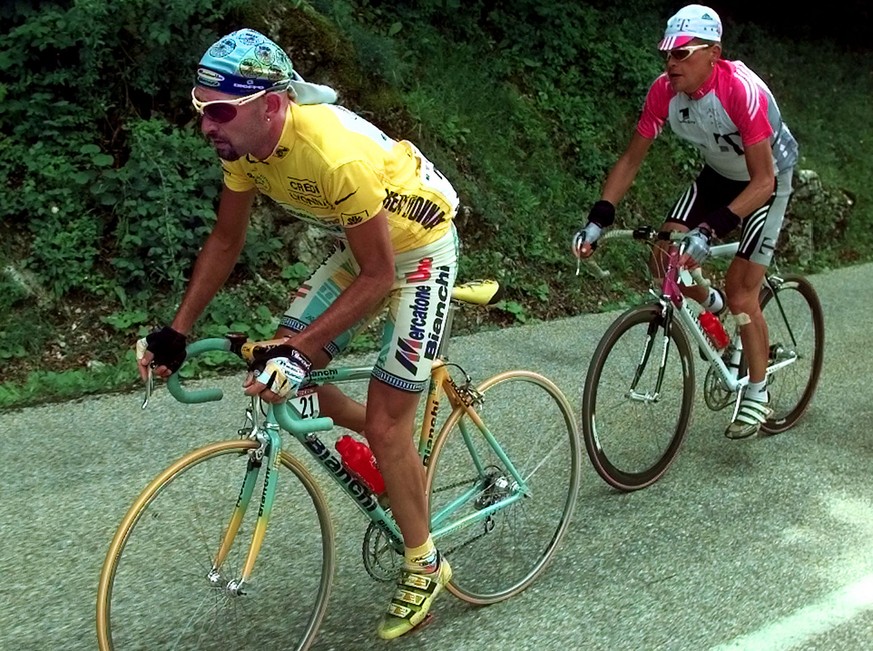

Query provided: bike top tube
[161,278,503,428]
[598,226,739,259]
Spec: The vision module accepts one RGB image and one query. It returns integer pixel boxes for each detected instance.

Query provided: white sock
[704,288,724,314]
[746,380,768,402]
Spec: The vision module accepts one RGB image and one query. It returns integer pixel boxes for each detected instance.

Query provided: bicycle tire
[582,303,696,491]
[758,274,825,434]
[97,440,335,651]
[425,370,580,605]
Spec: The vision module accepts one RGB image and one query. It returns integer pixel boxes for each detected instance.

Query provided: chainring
[703,364,735,411]
[362,521,403,583]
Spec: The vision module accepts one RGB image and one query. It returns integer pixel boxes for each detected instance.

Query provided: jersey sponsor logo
[679,108,695,124]
[340,211,367,226]
[713,131,744,156]
[244,154,271,166]
[287,177,320,194]
[275,146,289,159]
[425,266,451,360]
[286,177,330,209]
[289,192,330,209]
[383,190,447,229]
[395,283,433,374]
[335,189,358,205]
[406,257,433,283]
[247,172,271,193]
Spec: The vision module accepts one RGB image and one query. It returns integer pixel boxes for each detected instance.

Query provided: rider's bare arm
[171,186,256,335]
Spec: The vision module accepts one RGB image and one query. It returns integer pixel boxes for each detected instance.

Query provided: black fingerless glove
[587,200,616,228]
[145,326,187,372]
[704,206,741,238]
[250,343,312,375]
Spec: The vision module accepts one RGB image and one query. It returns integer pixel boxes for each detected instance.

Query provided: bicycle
[579,226,825,492]
[96,279,581,651]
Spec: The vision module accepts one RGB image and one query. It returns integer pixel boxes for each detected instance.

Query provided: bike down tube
[271,402,404,548]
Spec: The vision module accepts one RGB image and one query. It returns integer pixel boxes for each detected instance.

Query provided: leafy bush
[0,0,249,297]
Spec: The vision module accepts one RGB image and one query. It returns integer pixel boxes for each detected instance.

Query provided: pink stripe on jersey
[635,60,773,147]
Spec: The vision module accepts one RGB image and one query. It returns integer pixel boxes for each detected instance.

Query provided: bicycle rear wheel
[582,303,695,491]
[758,274,825,434]
[425,370,580,605]
[97,440,335,651]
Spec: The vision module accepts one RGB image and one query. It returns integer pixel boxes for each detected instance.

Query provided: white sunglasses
[191,83,288,123]
[664,43,713,62]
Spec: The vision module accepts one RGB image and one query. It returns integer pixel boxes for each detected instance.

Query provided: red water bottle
[336,435,386,495]
[699,311,729,350]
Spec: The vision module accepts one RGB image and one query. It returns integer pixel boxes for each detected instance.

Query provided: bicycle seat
[451,279,503,306]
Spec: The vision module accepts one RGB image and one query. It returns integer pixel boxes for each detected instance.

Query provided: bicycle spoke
[582,304,694,491]
[759,275,825,434]
[427,371,580,604]
[98,442,334,651]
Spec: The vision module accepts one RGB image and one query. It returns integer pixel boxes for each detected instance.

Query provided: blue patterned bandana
[197,29,292,95]
[196,28,337,104]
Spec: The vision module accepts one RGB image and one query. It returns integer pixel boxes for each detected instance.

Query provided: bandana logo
[208,39,236,59]
[236,31,263,46]
[196,68,224,87]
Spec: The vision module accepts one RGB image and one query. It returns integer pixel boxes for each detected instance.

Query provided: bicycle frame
[164,318,532,592]
[647,240,799,410]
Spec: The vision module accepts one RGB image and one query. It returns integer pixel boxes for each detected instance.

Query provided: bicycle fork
[208,402,282,597]
[626,306,674,404]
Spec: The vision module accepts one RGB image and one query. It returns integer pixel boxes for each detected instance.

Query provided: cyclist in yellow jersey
[136,28,456,640]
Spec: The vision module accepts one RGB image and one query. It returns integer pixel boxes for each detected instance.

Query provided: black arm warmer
[587,200,616,228]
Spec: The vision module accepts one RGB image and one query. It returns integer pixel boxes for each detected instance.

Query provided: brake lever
[142,365,154,410]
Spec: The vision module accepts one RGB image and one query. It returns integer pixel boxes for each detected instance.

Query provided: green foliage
[0,0,248,297]
[2,0,873,408]
[96,120,221,291]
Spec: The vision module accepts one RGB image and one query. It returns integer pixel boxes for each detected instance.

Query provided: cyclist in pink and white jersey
[573,4,798,439]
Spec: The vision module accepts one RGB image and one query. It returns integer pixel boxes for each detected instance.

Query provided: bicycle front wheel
[97,440,335,651]
[759,274,825,434]
[582,303,695,491]
[426,370,580,605]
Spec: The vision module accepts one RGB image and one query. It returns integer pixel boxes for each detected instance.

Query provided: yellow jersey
[221,103,458,252]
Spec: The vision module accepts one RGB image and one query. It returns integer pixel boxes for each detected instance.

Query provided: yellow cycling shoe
[376,557,452,640]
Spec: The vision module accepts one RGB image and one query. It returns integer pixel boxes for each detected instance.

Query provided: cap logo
[208,39,236,59]
[196,67,225,87]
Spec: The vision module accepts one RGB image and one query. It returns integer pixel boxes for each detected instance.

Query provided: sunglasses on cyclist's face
[190,88,268,124]
[664,43,713,62]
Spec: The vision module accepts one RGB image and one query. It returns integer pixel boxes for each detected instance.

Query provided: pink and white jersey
[637,59,798,181]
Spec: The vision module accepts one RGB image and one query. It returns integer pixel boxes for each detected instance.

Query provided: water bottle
[336,435,386,495]
[698,311,729,350]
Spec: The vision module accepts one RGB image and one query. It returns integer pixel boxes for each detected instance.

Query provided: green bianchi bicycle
[580,227,825,492]
[96,280,581,651]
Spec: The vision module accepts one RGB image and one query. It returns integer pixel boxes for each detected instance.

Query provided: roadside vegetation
[1,0,870,409]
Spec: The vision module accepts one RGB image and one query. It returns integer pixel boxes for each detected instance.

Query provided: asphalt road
[1,262,871,651]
